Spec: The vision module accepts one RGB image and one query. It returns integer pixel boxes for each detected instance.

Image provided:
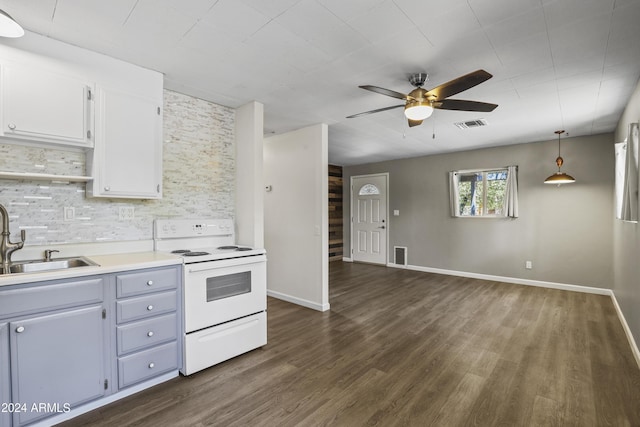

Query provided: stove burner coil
[171,249,210,256]
[218,245,239,250]
[182,251,210,256]
[236,247,252,251]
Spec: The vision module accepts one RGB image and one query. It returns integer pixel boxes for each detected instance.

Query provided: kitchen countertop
[0,251,182,287]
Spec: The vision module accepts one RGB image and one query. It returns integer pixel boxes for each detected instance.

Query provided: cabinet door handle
[148,363,155,369]
[147,331,154,337]
[15,326,25,333]
[147,280,153,286]
[147,305,154,311]
[8,123,16,130]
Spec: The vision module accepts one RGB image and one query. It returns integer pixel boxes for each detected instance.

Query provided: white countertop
[0,251,183,287]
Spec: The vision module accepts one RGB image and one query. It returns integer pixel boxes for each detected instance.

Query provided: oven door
[183,255,266,333]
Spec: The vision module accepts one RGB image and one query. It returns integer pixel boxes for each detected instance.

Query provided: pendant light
[0,9,24,38]
[544,130,575,185]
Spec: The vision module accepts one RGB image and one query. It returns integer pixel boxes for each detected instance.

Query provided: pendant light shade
[0,9,24,38]
[544,130,575,185]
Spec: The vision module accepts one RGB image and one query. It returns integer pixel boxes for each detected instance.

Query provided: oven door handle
[187,255,267,273]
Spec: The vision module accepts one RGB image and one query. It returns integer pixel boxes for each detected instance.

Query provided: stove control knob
[147,305,154,311]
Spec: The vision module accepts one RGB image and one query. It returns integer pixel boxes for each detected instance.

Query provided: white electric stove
[154,218,267,375]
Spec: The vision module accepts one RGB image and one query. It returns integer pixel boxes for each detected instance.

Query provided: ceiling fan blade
[433,99,498,112]
[346,104,404,118]
[359,85,411,101]
[408,119,423,127]
[427,69,493,101]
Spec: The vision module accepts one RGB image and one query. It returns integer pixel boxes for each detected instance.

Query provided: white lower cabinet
[88,86,162,199]
[0,264,182,426]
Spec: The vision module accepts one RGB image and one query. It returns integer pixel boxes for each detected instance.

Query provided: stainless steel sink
[8,257,98,274]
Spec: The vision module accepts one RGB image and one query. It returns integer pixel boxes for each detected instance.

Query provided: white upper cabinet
[87,86,162,199]
[0,63,93,148]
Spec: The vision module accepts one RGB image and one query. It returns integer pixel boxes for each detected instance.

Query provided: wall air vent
[454,119,488,129]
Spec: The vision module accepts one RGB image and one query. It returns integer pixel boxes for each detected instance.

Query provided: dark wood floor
[60,262,640,427]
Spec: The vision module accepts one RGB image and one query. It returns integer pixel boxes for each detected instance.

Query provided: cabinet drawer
[0,277,103,319]
[118,341,178,389]
[117,313,177,356]
[116,267,179,298]
[116,290,177,324]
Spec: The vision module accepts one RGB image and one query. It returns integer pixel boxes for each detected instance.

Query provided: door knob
[378,225,386,229]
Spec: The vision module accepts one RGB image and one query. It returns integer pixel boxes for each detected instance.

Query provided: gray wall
[343,133,614,289]
[613,78,640,346]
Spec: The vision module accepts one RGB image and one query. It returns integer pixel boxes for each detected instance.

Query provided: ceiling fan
[347,69,498,127]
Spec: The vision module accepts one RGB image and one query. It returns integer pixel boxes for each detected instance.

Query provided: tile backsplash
[0,89,236,245]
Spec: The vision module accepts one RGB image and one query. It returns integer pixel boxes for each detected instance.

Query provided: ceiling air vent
[454,119,488,129]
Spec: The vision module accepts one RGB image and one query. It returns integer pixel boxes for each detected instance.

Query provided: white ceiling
[2,0,640,165]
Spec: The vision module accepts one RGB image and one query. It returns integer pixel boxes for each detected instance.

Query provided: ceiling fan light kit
[404,101,433,120]
[544,130,575,185]
[347,69,498,128]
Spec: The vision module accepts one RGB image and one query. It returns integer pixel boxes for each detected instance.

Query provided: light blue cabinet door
[0,323,9,427]
[9,305,106,426]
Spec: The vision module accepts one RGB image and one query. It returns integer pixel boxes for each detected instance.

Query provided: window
[449,166,518,218]
[358,183,380,195]
[617,122,639,222]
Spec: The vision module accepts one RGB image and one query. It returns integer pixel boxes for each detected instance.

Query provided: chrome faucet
[0,203,26,274]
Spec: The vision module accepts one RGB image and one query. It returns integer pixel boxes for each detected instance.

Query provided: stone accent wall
[0,89,236,245]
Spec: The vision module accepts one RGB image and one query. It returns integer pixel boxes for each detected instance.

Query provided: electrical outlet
[119,206,135,221]
[525,261,532,270]
[63,206,75,221]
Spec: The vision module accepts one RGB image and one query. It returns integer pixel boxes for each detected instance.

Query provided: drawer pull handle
[147,331,154,337]
[147,305,154,311]
[15,326,25,333]
[148,363,155,369]
[147,280,153,286]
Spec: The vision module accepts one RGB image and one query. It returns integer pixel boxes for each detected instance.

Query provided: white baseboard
[610,293,640,370]
[342,257,353,262]
[387,262,612,295]
[267,289,330,312]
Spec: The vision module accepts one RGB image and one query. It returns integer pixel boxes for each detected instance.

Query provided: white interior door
[351,174,388,265]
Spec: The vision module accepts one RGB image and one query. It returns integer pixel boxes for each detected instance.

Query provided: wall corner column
[235,101,264,248]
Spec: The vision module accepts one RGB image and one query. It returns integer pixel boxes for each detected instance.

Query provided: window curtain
[615,142,627,219]
[621,122,639,222]
[502,165,519,218]
[449,171,460,217]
